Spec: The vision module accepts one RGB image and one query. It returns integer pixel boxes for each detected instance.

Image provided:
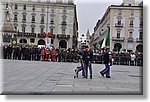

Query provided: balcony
[140,23,143,28]
[61,22,67,26]
[50,21,54,25]
[115,23,123,27]
[128,37,134,42]
[17,32,36,38]
[129,24,134,27]
[40,21,45,24]
[112,37,125,42]
[136,38,143,43]
[14,19,18,22]
[37,33,45,38]
[31,18,35,23]
[31,20,35,23]
[37,33,55,39]
[48,34,55,39]
[22,19,26,23]
[57,34,70,40]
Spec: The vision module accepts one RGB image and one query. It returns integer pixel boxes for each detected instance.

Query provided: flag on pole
[105,30,110,47]
[101,29,110,49]
[101,36,106,48]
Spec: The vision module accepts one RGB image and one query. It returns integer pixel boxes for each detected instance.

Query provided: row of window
[13,15,67,25]
[116,31,143,39]
[14,26,66,36]
[19,38,54,44]
[118,9,140,16]
[20,27,54,34]
[115,19,143,28]
[14,4,67,13]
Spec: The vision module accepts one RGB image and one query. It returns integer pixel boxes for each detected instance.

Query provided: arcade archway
[38,39,45,45]
[59,40,67,48]
[136,44,143,52]
[19,39,27,44]
[114,43,122,52]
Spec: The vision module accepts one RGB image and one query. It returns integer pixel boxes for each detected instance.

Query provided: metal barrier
[93,55,143,66]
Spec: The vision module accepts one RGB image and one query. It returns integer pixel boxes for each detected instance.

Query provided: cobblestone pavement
[0,59,143,95]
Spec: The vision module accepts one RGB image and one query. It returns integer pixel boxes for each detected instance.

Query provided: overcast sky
[74,0,142,38]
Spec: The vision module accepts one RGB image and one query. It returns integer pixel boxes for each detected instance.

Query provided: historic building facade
[1,0,78,49]
[90,0,143,53]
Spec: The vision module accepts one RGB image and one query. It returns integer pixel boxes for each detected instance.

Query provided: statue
[5,3,12,22]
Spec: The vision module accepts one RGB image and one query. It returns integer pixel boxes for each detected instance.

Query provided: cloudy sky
[74,0,143,38]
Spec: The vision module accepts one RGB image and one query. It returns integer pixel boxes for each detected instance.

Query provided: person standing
[18,46,22,60]
[45,48,50,61]
[130,52,136,66]
[41,47,45,61]
[12,46,18,60]
[87,48,93,79]
[7,45,12,59]
[52,47,57,62]
[100,48,112,78]
[36,46,41,61]
[3,45,7,59]
[83,47,93,79]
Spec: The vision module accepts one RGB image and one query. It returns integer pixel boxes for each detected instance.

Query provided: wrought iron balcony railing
[57,34,70,40]
[136,38,143,43]
[112,37,125,42]
[37,33,55,39]
[128,37,134,42]
[115,23,123,27]
[17,32,36,38]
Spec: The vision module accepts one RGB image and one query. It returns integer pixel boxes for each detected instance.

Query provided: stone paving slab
[0,59,143,95]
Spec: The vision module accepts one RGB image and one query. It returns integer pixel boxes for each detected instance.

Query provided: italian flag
[101,30,110,49]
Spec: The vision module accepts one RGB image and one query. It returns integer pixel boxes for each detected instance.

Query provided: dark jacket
[83,50,93,64]
[103,52,109,64]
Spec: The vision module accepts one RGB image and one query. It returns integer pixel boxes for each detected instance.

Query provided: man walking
[100,47,112,78]
[83,47,93,79]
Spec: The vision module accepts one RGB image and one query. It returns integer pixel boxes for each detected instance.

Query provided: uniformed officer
[100,47,112,78]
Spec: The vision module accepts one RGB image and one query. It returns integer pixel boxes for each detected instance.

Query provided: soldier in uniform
[52,47,57,62]
[25,46,30,60]
[12,46,18,60]
[18,46,22,60]
[3,45,7,59]
[7,45,13,59]
[21,45,26,60]
[100,47,112,78]
[35,46,40,61]
[45,48,50,61]
[41,47,45,61]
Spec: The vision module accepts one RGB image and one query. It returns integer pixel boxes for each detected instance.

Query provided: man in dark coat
[18,46,22,60]
[7,45,12,59]
[12,46,19,60]
[83,47,93,79]
[24,46,29,60]
[3,45,7,59]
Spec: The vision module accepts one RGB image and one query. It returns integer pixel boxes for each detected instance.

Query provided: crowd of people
[1,45,143,67]
[93,50,143,66]
[1,45,80,62]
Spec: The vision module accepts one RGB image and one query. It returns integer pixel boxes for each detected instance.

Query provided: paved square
[0,59,142,95]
